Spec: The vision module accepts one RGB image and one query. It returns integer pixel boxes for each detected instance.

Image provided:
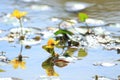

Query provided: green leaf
[78,13,88,22]
[42,57,54,69]
[42,45,55,56]
[54,29,73,35]
[42,57,59,76]
[64,47,78,57]
[0,69,5,72]
[78,48,87,57]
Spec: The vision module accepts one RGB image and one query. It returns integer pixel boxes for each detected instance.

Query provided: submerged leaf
[78,13,88,22]
[54,29,73,35]
[78,48,87,57]
[0,69,5,72]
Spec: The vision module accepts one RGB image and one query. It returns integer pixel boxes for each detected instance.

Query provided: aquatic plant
[0,9,120,80]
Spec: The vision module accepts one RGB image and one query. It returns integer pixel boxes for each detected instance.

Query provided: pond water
[0,0,120,80]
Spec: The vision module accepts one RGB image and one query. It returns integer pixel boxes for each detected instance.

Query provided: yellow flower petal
[47,38,59,47]
[10,59,19,69]
[20,61,26,69]
[47,38,55,46]
[11,9,27,19]
[10,58,26,69]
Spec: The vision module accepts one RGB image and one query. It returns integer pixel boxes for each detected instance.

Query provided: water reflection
[0,0,120,80]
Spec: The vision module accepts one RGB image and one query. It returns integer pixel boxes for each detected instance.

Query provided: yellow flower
[11,9,27,19]
[10,55,26,69]
[46,38,59,48]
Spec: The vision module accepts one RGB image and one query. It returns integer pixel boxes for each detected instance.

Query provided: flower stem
[20,44,23,55]
[19,18,23,35]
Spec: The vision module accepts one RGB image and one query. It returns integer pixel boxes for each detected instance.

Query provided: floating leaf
[78,48,87,57]
[78,13,88,22]
[25,45,31,49]
[0,69,5,72]
[33,36,41,41]
[64,47,78,57]
[54,29,73,35]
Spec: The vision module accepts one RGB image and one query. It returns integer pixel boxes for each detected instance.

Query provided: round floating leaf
[78,13,88,22]
[78,48,87,57]
[0,69,5,72]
